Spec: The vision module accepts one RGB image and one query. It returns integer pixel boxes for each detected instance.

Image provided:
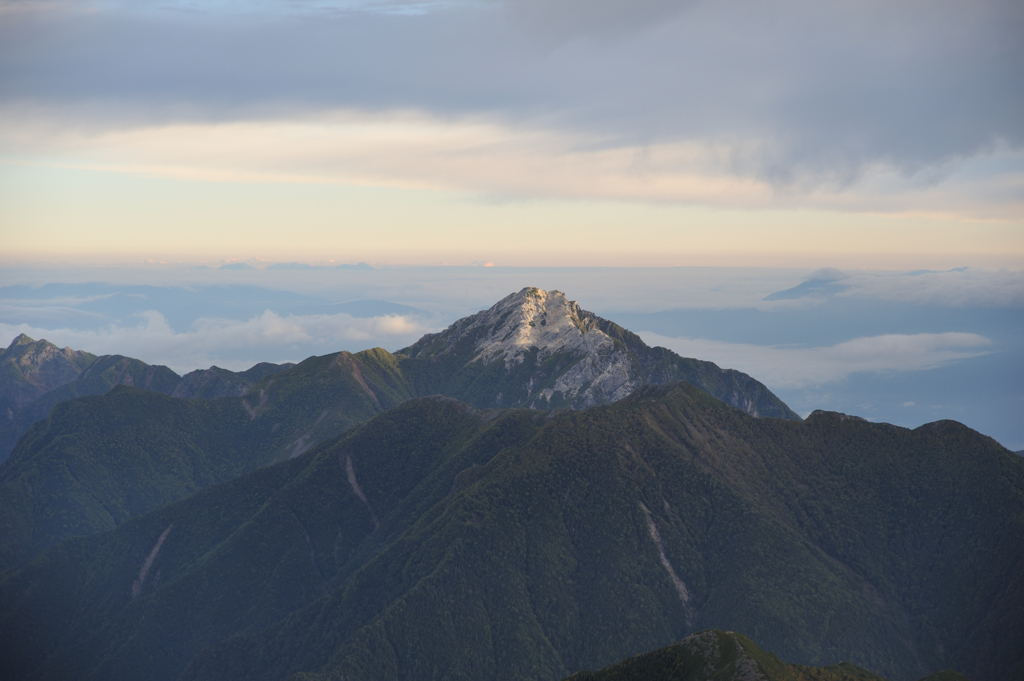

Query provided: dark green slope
[0,354,182,458]
[0,398,545,681]
[241,347,415,463]
[180,387,1019,681]
[171,361,294,400]
[0,387,262,571]
[565,629,891,681]
[0,335,292,462]
[2,385,1019,681]
[0,348,414,572]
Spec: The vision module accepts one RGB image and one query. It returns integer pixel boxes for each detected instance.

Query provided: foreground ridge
[565,630,970,681]
[2,387,1018,681]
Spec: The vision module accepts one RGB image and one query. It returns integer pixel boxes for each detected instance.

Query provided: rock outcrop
[403,287,799,419]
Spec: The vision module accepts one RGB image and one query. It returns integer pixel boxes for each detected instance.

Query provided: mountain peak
[1,334,64,361]
[468,287,603,368]
[0,335,98,413]
[7,333,37,349]
[402,288,798,418]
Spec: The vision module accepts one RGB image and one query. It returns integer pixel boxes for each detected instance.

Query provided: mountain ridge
[0,334,293,462]
[0,346,415,572]
[563,629,970,681]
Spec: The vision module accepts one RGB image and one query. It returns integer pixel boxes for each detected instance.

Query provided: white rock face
[460,287,640,406]
[403,286,794,418]
[471,288,600,365]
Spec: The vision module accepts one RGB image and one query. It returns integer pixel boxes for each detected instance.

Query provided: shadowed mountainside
[0,347,412,572]
[0,335,292,462]
[1,384,1018,681]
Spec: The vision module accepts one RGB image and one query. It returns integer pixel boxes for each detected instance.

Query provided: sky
[0,2,1021,447]
[0,0,1022,266]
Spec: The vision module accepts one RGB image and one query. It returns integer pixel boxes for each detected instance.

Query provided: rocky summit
[0,334,97,413]
[415,288,635,405]
[402,287,798,418]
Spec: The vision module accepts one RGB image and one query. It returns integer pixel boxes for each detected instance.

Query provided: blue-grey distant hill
[266,261,373,271]
[217,262,255,270]
[763,267,850,301]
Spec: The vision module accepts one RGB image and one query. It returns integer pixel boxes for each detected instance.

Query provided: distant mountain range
[0,288,1019,681]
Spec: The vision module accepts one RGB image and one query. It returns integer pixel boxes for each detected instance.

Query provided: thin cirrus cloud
[0,111,777,203]
[1,109,1019,220]
[639,331,993,388]
[0,0,1021,218]
[0,310,436,373]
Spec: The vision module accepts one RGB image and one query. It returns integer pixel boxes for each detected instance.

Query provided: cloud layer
[641,331,992,388]
[766,267,1024,308]
[1,0,1021,217]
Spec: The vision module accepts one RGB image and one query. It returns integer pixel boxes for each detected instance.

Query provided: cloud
[504,0,698,43]
[640,331,993,388]
[762,267,1024,308]
[0,0,1020,210]
[831,269,1024,307]
[0,109,777,203]
[0,309,436,372]
[2,107,1020,219]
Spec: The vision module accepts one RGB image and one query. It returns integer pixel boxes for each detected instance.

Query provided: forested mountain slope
[2,384,1018,681]
[0,334,291,462]
[564,629,969,681]
[0,348,412,571]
